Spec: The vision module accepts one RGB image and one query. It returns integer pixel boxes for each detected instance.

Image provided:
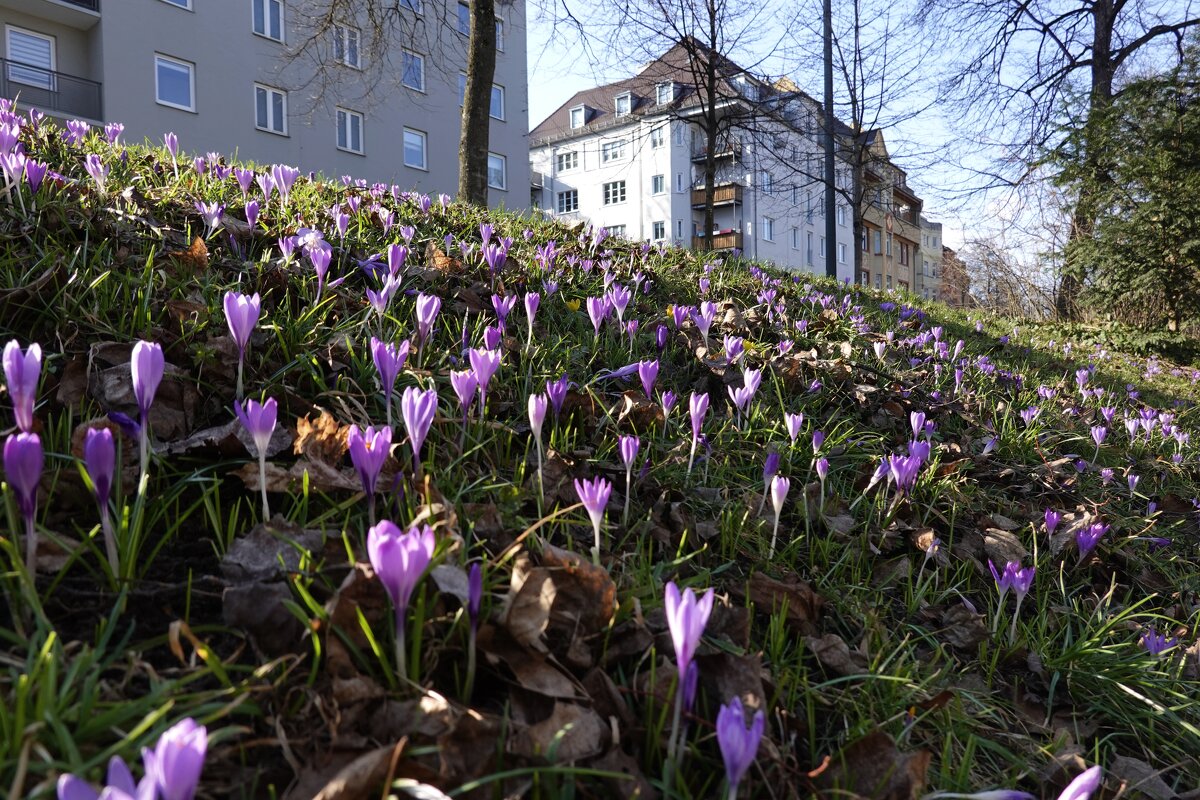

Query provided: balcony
[0,0,101,28]
[691,183,743,208]
[1,59,102,121]
[691,137,743,162]
[692,231,743,251]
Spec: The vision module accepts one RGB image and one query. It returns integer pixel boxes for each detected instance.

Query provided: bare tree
[960,237,1056,317]
[918,0,1200,318]
[271,0,503,206]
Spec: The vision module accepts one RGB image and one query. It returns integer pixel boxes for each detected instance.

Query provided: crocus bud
[3,340,41,432]
[83,427,115,505]
[131,341,164,420]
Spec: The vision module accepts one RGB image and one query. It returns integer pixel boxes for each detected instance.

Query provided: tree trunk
[1059,0,1117,320]
[458,0,498,206]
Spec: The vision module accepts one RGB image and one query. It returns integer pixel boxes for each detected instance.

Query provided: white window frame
[400,0,423,13]
[254,83,288,135]
[456,2,470,35]
[650,126,665,148]
[403,128,427,170]
[656,82,673,105]
[159,0,191,8]
[5,26,56,91]
[401,49,425,92]
[791,228,800,250]
[495,18,505,51]
[675,173,684,193]
[154,54,195,112]
[838,242,847,263]
[601,139,627,163]
[837,203,846,225]
[251,0,285,43]
[555,151,578,172]
[614,92,631,117]
[602,180,626,205]
[334,24,361,68]
[487,152,507,190]
[556,189,578,214]
[759,170,772,195]
[651,174,665,195]
[652,221,666,240]
[336,107,364,154]
[762,217,775,242]
[490,84,505,120]
[609,225,627,238]
[569,105,585,129]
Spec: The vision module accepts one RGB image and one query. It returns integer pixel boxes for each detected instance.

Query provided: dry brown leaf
[507,701,607,762]
[167,236,209,275]
[294,409,350,464]
[309,745,398,800]
[425,241,465,275]
[741,572,824,636]
[940,604,989,652]
[811,731,931,800]
[804,633,868,676]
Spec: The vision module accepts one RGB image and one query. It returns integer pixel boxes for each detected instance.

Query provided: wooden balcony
[691,138,743,162]
[692,231,743,251]
[691,183,743,208]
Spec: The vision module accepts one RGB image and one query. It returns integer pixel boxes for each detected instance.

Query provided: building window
[160,0,191,7]
[820,237,826,260]
[456,2,470,34]
[759,170,772,194]
[609,225,627,238]
[155,54,195,111]
[403,128,426,169]
[254,84,287,134]
[6,28,55,90]
[651,174,665,195]
[861,229,868,251]
[487,153,506,189]
[401,0,422,12]
[496,19,505,51]
[761,217,775,242]
[806,232,813,264]
[603,180,626,205]
[490,84,505,119]
[875,274,882,289]
[791,228,800,250]
[556,190,578,213]
[837,204,846,225]
[873,230,882,254]
[615,92,631,117]
[899,241,910,265]
[652,221,666,240]
[650,126,665,148]
[887,275,893,290]
[862,271,870,286]
[252,0,284,42]
[676,173,684,192]
[886,233,893,257]
[676,220,683,239]
[601,140,627,163]
[674,125,684,145]
[402,50,425,91]
[336,108,363,154]
[556,151,578,172]
[570,106,586,129]
[838,243,847,263]
[656,82,673,104]
[334,25,360,68]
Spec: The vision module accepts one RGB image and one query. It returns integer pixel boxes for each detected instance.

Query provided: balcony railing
[691,138,743,162]
[692,231,743,251]
[691,183,743,208]
[0,59,102,120]
[61,0,101,9]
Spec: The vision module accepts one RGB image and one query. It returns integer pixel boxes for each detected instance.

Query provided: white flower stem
[258,451,270,521]
[24,514,36,576]
[769,512,781,559]
[100,505,118,576]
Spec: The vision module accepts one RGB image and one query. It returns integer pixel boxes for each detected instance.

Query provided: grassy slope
[2,115,1199,799]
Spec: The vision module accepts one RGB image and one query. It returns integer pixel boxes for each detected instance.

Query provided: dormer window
[569,105,586,129]
[615,92,632,117]
[655,82,673,105]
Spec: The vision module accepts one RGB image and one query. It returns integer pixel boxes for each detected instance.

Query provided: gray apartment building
[0,0,529,206]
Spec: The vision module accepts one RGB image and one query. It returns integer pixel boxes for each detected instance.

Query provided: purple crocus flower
[235,397,277,520]
[638,359,659,399]
[574,475,613,564]
[655,324,668,353]
[270,164,300,205]
[664,580,714,685]
[195,201,224,236]
[693,301,717,343]
[483,325,502,351]
[24,160,48,193]
[469,348,501,418]
[347,425,391,522]
[609,284,632,323]
[3,340,41,432]
[1044,509,1062,537]
[716,696,765,799]
[812,430,825,452]
[492,294,517,332]
[529,392,548,497]
[308,245,333,300]
[387,243,409,277]
[5,431,42,574]
[84,153,108,192]
[400,386,437,474]
[768,475,789,557]
[815,457,830,483]
[83,426,119,571]
[415,293,441,351]
[910,411,926,439]
[1076,522,1108,560]
[687,392,709,476]
[1140,627,1177,656]
[524,292,540,349]
[661,389,678,420]
[619,434,640,524]
[467,562,483,629]
[164,131,179,162]
[131,340,163,471]
[1128,473,1140,493]
[223,291,261,399]
[366,274,400,320]
[546,374,569,418]
[57,755,155,800]
[450,369,478,434]
[371,337,410,428]
[587,296,609,336]
[140,718,208,800]
[367,520,436,680]
[784,412,804,444]
[672,305,690,329]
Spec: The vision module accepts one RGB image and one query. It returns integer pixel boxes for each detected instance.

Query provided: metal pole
[823,0,838,280]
